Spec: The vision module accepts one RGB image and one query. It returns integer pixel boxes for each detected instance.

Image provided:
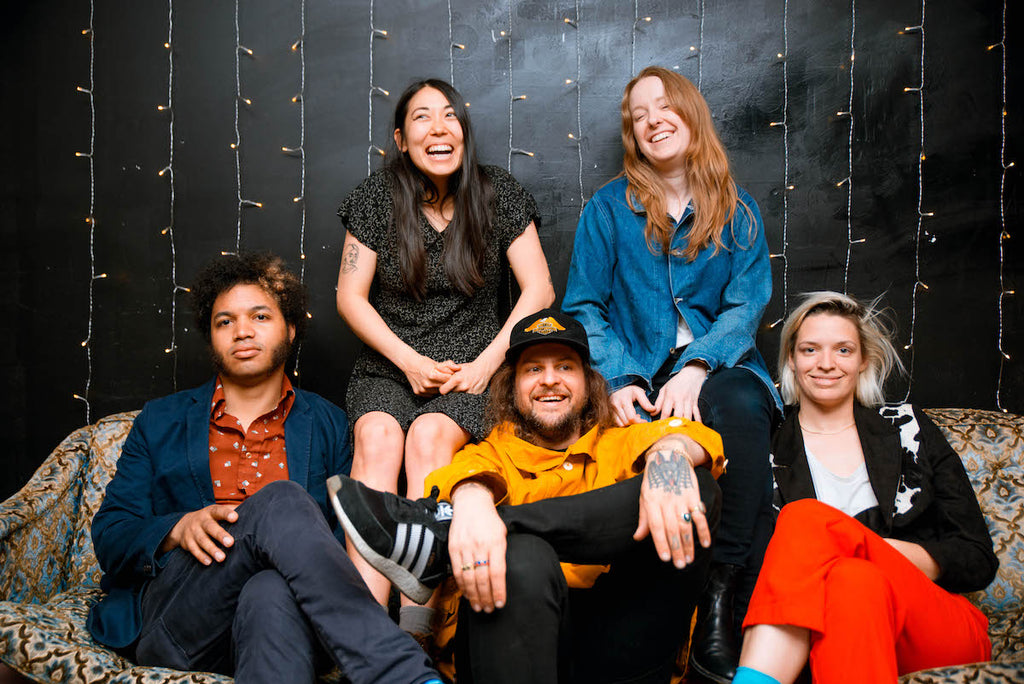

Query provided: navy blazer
[87,379,352,649]
[770,402,997,594]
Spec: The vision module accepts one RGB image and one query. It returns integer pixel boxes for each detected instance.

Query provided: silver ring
[695,501,706,515]
[681,511,692,523]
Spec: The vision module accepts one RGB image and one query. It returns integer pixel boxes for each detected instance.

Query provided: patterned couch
[1,409,1022,683]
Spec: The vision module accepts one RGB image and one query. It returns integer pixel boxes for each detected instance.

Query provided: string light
[630,2,652,76]
[232,0,261,252]
[367,0,388,175]
[160,0,186,386]
[696,0,705,90]
[448,0,456,85]
[768,0,791,329]
[505,2,517,169]
[287,0,308,378]
[901,0,928,400]
[842,0,858,291]
[75,0,97,422]
[994,0,1013,411]
[567,0,583,216]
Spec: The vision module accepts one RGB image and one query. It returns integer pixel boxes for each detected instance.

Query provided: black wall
[2,0,1020,499]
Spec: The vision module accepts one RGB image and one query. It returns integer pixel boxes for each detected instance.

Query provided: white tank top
[804,446,879,518]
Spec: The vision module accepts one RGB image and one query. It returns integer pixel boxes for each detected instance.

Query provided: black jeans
[135,480,439,684]
[648,362,775,569]
[454,468,722,684]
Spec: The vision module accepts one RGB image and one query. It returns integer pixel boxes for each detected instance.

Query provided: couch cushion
[0,588,232,684]
[922,409,1024,666]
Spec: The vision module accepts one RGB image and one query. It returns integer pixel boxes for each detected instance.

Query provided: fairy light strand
[505,2,517,169]
[900,3,929,402]
[696,0,705,90]
[447,0,455,86]
[367,1,388,175]
[161,0,186,387]
[231,0,261,252]
[73,0,98,422]
[568,2,583,216]
[289,0,307,378]
[994,0,1013,411]
[768,0,791,328]
[630,2,651,76]
[233,0,242,250]
[841,0,859,291]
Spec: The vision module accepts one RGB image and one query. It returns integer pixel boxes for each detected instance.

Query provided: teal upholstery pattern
[1,409,1021,683]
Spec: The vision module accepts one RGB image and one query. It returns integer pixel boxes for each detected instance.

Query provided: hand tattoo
[342,243,359,274]
[646,449,694,495]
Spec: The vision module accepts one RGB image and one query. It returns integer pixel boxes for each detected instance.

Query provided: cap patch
[524,317,566,336]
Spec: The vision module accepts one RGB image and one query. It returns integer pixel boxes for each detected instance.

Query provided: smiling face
[394,85,465,195]
[628,75,692,176]
[789,313,868,410]
[210,283,295,386]
[513,342,588,449]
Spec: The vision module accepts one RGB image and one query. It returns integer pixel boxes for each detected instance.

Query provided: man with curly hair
[87,253,442,684]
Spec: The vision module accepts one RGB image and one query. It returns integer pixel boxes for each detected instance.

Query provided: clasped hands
[403,354,493,396]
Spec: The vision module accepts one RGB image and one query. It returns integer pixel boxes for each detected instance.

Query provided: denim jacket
[563,176,782,411]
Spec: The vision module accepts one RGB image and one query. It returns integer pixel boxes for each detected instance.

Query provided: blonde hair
[778,291,904,407]
[620,66,755,259]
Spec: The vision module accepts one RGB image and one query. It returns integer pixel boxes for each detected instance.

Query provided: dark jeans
[454,468,722,684]
[136,480,438,684]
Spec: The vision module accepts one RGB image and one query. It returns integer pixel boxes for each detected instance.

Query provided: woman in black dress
[336,79,554,610]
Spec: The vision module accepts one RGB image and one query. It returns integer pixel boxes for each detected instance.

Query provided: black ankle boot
[688,562,742,684]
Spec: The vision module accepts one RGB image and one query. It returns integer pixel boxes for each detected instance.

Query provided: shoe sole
[687,656,734,684]
[327,475,434,604]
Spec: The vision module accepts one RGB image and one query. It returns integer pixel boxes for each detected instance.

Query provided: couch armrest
[0,425,96,603]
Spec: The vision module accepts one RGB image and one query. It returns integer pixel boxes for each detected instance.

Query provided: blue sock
[732,666,781,684]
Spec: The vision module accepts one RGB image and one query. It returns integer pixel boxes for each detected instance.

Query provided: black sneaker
[327,474,452,604]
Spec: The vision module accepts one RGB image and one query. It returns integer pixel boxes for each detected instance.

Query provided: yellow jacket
[425,417,725,589]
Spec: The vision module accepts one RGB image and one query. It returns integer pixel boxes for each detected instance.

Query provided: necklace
[799,421,855,436]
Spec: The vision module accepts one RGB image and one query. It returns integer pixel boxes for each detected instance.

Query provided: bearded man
[87,253,443,684]
[330,308,725,684]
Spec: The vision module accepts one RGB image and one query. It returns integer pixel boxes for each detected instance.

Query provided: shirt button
[563,462,573,471]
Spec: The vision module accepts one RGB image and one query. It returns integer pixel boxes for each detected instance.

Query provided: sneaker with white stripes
[327,474,451,604]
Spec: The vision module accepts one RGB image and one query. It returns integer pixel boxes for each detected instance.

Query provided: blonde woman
[734,292,996,684]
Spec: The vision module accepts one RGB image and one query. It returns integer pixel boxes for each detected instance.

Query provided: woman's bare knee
[352,412,405,487]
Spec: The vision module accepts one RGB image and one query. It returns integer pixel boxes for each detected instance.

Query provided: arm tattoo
[646,449,694,495]
[342,243,359,274]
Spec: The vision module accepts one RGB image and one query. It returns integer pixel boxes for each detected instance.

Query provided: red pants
[743,499,990,682]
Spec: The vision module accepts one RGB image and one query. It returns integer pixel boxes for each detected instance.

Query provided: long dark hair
[386,78,492,301]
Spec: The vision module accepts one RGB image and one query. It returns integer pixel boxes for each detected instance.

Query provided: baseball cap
[505,308,590,364]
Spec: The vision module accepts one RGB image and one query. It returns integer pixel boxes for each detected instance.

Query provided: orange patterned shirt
[208,376,295,504]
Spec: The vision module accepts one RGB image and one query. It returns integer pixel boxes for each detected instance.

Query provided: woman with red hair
[563,66,780,683]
